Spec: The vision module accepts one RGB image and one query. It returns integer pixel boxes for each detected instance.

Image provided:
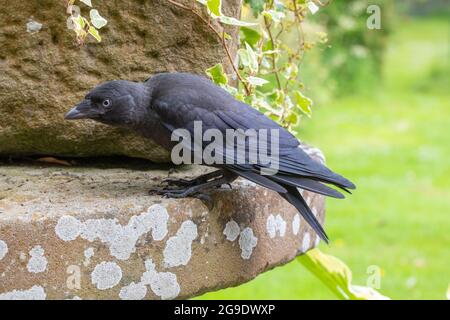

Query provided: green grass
[199,16,450,300]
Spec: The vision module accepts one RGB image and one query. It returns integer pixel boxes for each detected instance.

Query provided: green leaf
[89,9,107,29]
[76,15,85,29]
[80,0,92,7]
[219,16,257,27]
[222,32,232,40]
[245,42,258,73]
[238,49,250,68]
[205,63,228,86]
[246,76,268,87]
[266,89,284,106]
[240,27,261,48]
[88,26,101,42]
[206,0,222,17]
[262,9,285,23]
[223,84,238,96]
[298,249,390,300]
[282,63,298,80]
[293,90,313,117]
[285,111,299,125]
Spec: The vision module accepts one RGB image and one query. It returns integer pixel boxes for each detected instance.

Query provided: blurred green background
[199,0,449,300]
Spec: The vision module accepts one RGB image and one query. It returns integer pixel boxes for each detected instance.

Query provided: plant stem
[263,14,282,91]
[166,0,250,95]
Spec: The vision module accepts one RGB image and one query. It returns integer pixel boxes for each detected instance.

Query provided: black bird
[65,73,355,243]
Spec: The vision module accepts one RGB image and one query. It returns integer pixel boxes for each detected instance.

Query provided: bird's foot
[148,186,214,208]
[162,177,198,187]
[148,185,198,198]
[162,170,226,188]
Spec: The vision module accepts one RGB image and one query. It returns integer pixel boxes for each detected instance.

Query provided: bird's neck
[126,83,174,151]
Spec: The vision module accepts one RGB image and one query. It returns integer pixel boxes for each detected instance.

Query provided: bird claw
[148,186,177,196]
[162,177,194,187]
[149,186,191,198]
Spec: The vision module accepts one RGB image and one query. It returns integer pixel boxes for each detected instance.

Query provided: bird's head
[65,80,146,127]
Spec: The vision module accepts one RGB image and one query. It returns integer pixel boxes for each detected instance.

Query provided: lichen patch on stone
[292,214,301,235]
[120,258,180,300]
[146,204,170,240]
[27,245,48,274]
[142,259,180,300]
[314,235,320,247]
[301,232,311,253]
[55,204,170,260]
[83,247,94,267]
[163,220,197,268]
[0,285,46,300]
[91,261,122,290]
[239,227,258,259]
[55,215,81,241]
[0,240,7,261]
[119,281,147,300]
[266,214,287,238]
[223,220,240,241]
[26,18,42,33]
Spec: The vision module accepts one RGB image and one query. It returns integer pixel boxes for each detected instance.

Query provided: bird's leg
[162,169,225,187]
[150,171,237,199]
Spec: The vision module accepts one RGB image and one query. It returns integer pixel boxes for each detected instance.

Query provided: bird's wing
[148,75,355,242]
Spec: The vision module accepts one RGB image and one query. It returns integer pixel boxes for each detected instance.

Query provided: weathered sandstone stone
[0,0,241,162]
[0,146,327,300]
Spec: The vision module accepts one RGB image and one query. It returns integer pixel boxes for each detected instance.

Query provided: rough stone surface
[0,0,241,162]
[0,146,327,300]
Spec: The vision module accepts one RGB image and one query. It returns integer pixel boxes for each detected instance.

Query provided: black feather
[228,168,287,194]
[270,175,345,199]
[280,185,329,243]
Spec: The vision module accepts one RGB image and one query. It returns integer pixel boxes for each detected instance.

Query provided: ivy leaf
[80,0,92,7]
[293,90,313,117]
[260,56,271,69]
[201,0,255,26]
[76,15,86,29]
[205,63,228,86]
[307,1,320,15]
[298,249,390,300]
[206,0,222,17]
[285,111,299,125]
[238,49,250,68]
[240,27,261,48]
[263,9,285,23]
[222,32,232,40]
[89,9,107,29]
[247,76,268,87]
[245,42,258,73]
[219,16,257,27]
[266,89,284,106]
[88,26,102,42]
[282,63,298,79]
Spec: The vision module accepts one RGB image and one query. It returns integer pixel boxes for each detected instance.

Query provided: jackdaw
[65,72,355,242]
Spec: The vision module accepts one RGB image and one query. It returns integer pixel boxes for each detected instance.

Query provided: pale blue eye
[102,99,111,107]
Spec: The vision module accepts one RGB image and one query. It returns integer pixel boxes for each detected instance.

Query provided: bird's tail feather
[228,168,287,194]
[280,185,329,243]
[229,169,331,243]
[271,175,345,199]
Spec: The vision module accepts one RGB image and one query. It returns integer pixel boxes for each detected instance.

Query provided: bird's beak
[64,99,94,120]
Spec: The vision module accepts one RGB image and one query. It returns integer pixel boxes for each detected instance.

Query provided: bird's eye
[102,99,112,108]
